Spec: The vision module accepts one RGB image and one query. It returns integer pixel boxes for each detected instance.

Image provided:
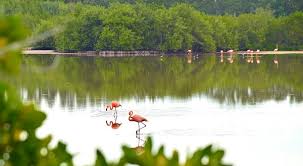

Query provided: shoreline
[22,50,163,56]
[235,50,303,55]
[22,50,303,56]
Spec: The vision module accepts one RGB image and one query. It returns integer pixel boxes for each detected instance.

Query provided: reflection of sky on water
[27,91,303,166]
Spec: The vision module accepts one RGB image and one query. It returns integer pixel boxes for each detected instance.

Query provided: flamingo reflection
[246,51,254,63]
[220,51,224,63]
[256,55,261,64]
[226,49,235,63]
[274,59,279,64]
[105,110,122,129]
[106,120,122,129]
[187,49,192,64]
[274,55,279,68]
[227,54,234,63]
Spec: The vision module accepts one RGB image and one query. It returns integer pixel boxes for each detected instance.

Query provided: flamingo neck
[128,116,133,121]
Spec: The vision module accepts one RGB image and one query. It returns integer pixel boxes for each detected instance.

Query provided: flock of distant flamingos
[104,101,148,138]
[219,49,279,64]
[187,49,280,64]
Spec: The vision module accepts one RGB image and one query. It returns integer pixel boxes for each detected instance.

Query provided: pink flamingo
[106,101,121,111]
[128,111,148,135]
[106,101,122,119]
[227,49,234,53]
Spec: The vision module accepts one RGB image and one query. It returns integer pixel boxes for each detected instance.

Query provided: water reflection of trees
[7,54,303,106]
[207,87,302,105]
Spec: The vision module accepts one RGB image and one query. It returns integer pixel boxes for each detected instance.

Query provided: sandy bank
[22,50,161,56]
[235,51,303,55]
[22,50,303,56]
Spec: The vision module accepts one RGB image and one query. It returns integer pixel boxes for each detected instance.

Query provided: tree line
[61,0,303,16]
[1,0,303,52]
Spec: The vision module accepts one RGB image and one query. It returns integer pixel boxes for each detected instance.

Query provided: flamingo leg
[139,122,146,131]
[136,134,145,143]
[136,133,140,147]
[114,110,118,121]
[136,122,140,135]
[136,122,146,135]
[136,129,145,143]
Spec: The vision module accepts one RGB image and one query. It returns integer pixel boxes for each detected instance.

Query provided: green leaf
[95,150,108,166]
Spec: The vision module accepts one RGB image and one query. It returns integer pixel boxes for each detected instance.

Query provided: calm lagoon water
[12,54,303,165]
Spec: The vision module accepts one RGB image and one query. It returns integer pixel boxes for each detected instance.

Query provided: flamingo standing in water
[128,111,148,135]
[106,101,122,118]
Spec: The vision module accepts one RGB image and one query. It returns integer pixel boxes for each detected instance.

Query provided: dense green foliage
[1,0,303,52]
[55,0,303,16]
[95,137,228,166]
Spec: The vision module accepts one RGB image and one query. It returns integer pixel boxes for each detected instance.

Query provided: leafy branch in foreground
[0,16,73,166]
[94,137,229,166]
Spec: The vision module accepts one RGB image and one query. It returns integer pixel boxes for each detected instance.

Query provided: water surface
[6,54,303,166]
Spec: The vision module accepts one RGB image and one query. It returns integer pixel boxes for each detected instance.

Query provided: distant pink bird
[227,49,234,53]
[128,111,148,135]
